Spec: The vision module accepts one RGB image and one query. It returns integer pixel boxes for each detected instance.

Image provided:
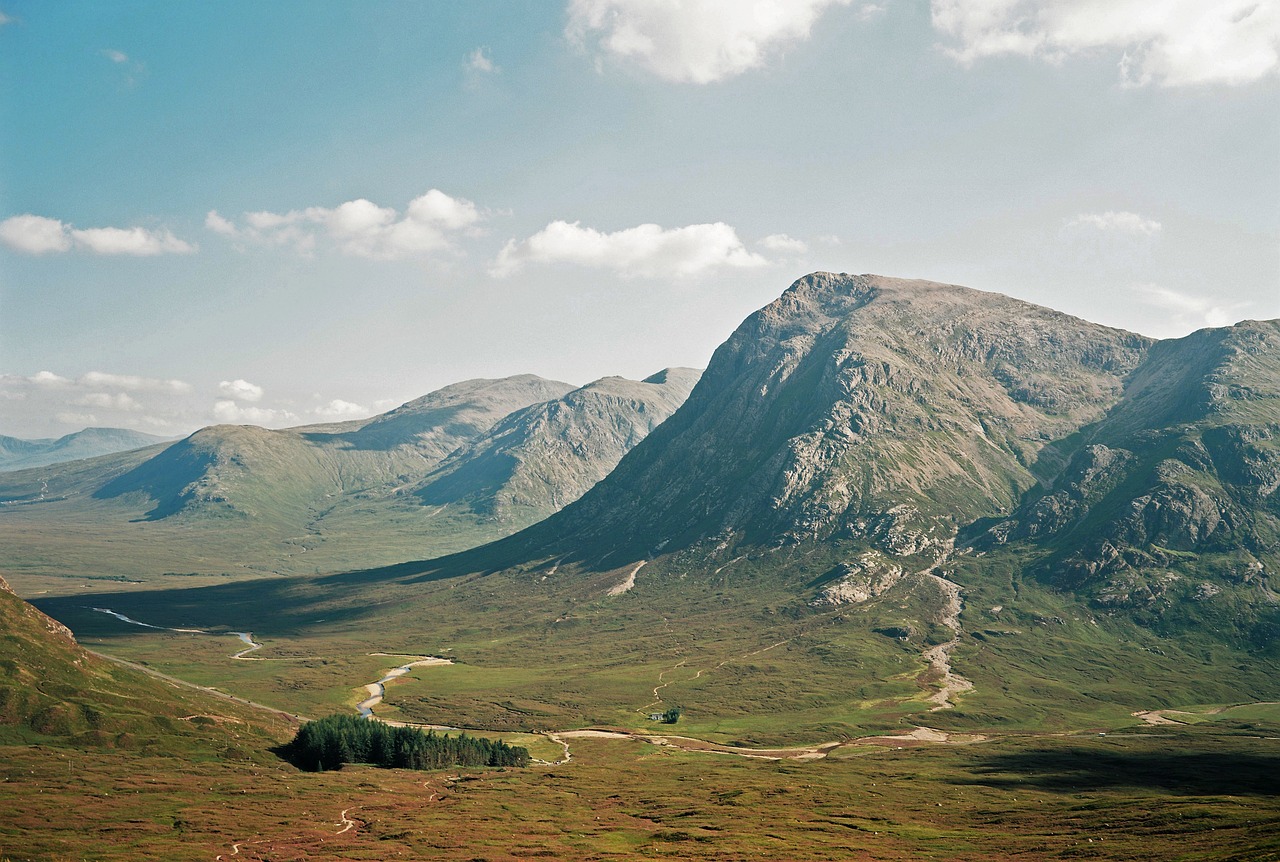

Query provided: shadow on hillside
[31,556,475,639]
[957,746,1280,797]
[29,521,605,641]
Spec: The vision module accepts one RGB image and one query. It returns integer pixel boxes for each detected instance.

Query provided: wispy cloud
[466,47,499,74]
[1059,209,1162,271]
[759,233,809,254]
[311,399,370,420]
[492,220,768,277]
[0,214,196,256]
[1134,283,1249,330]
[0,370,196,436]
[217,379,265,402]
[932,0,1280,87]
[212,400,297,426]
[75,392,142,411]
[99,46,148,86]
[206,189,485,260]
[567,0,852,83]
[1065,211,1162,236]
[857,3,887,22]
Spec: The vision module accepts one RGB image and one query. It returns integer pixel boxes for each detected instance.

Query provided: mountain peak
[481,274,1152,567]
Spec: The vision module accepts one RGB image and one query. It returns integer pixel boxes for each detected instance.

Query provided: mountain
[344,273,1277,732]
[492,273,1152,567]
[973,319,1280,646]
[415,368,701,525]
[0,371,698,588]
[15,273,1279,739]
[0,427,171,472]
[93,374,576,523]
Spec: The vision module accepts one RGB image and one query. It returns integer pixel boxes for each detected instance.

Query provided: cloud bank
[492,220,768,277]
[206,189,484,260]
[566,0,852,83]
[932,0,1280,87]
[0,214,196,256]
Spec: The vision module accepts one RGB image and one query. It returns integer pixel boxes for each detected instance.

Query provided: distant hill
[0,427,171,472]
[416,368,701,525]
[0,371,698,589]
[92,374,577,524]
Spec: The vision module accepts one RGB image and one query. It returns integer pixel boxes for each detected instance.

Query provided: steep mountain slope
[416,368,700,524]
[0,427,170,472]
[498,273,1151,566]
[974,320,1280,646]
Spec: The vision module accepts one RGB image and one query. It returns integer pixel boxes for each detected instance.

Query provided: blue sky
[1,0,1277,437]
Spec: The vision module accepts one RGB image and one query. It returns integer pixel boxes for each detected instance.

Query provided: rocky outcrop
[809,551,906,607]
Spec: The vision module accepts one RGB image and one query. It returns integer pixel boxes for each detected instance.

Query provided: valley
[4,273,1278,860]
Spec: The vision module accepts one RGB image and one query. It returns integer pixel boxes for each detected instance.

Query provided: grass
[2,721,1278,861]
[25,529,1280,752]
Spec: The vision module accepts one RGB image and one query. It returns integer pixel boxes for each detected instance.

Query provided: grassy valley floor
[2,720,1278,861]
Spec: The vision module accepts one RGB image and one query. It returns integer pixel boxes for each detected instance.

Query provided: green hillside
[0,372,694,594]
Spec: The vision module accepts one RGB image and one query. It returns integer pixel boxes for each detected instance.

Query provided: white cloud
[2,370,190,394]
[759,233,809,254]
[566,0,853,83]
[72,226,195,255]
[492,220,768,278]
[467,47,499,73]
[1134,283,1249,330]
[932,0,1280,87]
[31,371,71,386]
[205,210,238,236]
[101,48,129,64]
[0,215,74,254]
[0,369,203,437]
[206,190,484,260]
[79,371,192,393]
[1065,211,1162,236]
[312,399,370,419]
[0,214,195,256]
[76,392,142,411]
[212,400,297,426]
[218,379,265,402]
[0,13,12,26]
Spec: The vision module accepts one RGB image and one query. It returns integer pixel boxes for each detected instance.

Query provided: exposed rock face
[981,321,1280,592]
[809,551,906,607]
[415,369,700,523]
[507,273,1149,564]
